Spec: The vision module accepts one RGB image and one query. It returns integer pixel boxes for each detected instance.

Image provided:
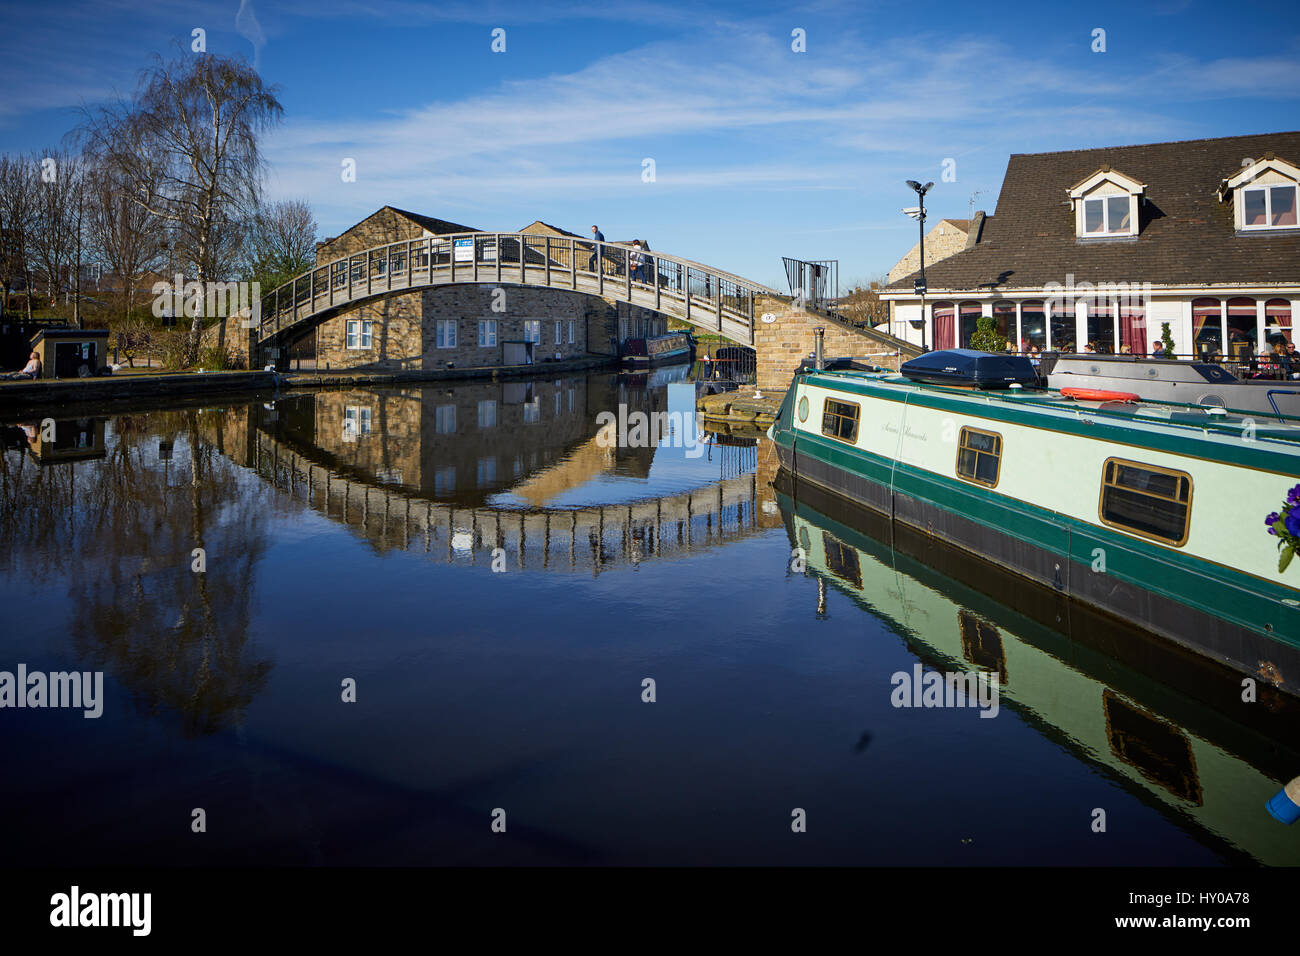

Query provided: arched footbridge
[257,233,784,350]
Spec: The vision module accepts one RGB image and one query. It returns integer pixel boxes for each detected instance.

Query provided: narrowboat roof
[796,367,1300,470]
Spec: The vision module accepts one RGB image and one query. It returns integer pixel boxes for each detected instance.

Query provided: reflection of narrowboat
[622,331,694,368]
[778,476,1300,865]
[769,346,1300,694]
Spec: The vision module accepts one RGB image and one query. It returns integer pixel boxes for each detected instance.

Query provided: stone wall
[753,297,918,391]
[315,291,423,371]
[198,316,253,368]
[314,284,614,371]
[886,220,971,285]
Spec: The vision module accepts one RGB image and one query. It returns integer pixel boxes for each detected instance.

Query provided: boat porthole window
[955,427,1002,488]
[797,396,809,423]
[1098,458,1193,547]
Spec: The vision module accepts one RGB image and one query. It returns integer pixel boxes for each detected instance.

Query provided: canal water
[1,368,1297,866]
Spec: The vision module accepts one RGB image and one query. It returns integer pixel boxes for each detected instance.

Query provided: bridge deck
[258,233,782,349]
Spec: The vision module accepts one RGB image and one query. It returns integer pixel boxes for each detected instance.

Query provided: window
[956,427,1002,487]
[478,319,497,347]
[436,319,457,349]
[1267,298,1292,344]
[822,533,862,589]
[346,319,372,350]
[1192,297,1221,357]
[821,399,860,443]
[1020,300,1046,352]
[1099,458,1192,546]
[958,302,981,348]
[554,320,562,345]
[1242,184,1298,229]
[1082,195,1132,236]
[523,398,540,423]
[568,320,575,345]
[434,466,455,495]
[932,302,956,350]
[435,404,456,434]
[477,400,497,428]
[477,457,497,487]
[524,320,541,343]
[343,405,372,438]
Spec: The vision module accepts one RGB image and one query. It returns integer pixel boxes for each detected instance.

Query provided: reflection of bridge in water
[251,429,774,574]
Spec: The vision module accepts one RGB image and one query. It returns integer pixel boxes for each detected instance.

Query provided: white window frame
[524,320,541,344]
[477,399,497,428]
[1241,183,1299,231]
[343,405,373,436]
[478,319,497,347]
[1081,195,1132,237]
[436,319,457,349]
[568,319,575,345]
[435,404,456,434]
[554,319,562,345]
[346,319,373,350]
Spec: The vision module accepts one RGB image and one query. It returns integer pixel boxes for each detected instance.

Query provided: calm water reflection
[1,370,1297,865]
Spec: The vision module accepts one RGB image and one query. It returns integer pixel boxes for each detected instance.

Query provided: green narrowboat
[769,346,1300,695]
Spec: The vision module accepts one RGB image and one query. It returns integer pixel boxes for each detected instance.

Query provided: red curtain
[933,304,955,350]
[1120,309,1146,355]
[1192,297,1218,341]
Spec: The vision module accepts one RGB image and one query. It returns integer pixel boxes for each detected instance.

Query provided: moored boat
[1046,352,1300,421]
[769,345,1300,694]
[621,331,694,368]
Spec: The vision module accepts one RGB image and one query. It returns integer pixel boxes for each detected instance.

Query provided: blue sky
[1,0,1297,289]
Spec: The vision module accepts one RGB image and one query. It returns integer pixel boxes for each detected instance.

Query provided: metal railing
[259,232,779,348]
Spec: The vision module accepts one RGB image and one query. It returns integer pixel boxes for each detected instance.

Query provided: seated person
[3,351,41,380]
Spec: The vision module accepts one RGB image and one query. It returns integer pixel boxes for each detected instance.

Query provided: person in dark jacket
[587,225,604,272]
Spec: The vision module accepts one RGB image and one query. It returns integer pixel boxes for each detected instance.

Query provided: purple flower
[1289,484,1300,506]
[1287,511,1300,540]
[1268,512,1281,535]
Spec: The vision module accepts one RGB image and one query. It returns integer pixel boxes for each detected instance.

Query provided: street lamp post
[906,179,934,351]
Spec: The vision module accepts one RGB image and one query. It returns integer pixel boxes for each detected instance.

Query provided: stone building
[886,218,976,285]
[308,206,670,371]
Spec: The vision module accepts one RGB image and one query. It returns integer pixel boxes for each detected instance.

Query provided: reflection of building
[881,133,1300,357]
[22,417,106,464]
[266,376,630,507]
[307,207,671,371]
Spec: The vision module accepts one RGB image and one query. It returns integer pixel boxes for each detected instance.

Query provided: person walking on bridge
[587,225,605,273]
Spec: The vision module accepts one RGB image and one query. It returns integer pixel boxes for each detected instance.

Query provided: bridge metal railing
[258,232,779,348]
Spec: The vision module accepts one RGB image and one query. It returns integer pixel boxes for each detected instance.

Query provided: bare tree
[29,149,84,316]
[0,154,38,320]
[839,279,891,330]
[85,159,165,325]
[79,51,283,356]
[245,198,317,291]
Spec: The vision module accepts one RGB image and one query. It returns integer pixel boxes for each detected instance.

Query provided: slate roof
[387,206,479,235]
[884,132,1300,293]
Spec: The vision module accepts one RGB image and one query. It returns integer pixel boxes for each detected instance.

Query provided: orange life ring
[1060,387,1140,403]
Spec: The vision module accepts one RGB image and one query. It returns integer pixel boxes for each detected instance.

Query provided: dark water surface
[1,369,1298,866]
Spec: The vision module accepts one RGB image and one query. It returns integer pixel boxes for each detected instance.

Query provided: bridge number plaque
[761,312,777,324]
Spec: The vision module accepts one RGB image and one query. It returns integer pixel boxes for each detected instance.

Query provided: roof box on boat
[900,349,1038,389]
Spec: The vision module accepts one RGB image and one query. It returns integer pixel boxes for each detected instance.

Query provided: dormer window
[1068,167,1144,240]
[1082,195,1131,235]
[1242,183,1297,229]
[1219,154,1300,232]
